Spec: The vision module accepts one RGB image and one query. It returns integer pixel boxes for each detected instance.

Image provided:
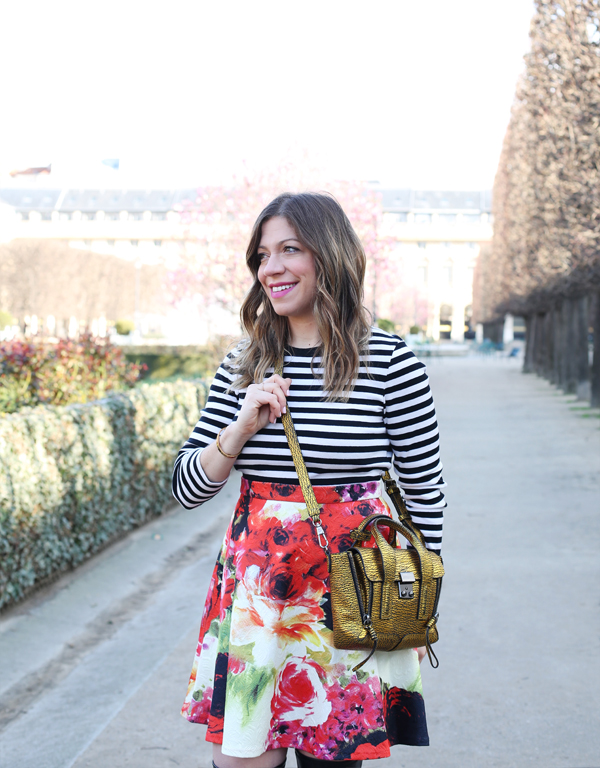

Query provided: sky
[0,0,535,191]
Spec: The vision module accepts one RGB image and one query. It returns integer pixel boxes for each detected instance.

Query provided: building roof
[0,188,493,214]
[379,189,492,212]
[0,189,61,211]
[0,188,199,213]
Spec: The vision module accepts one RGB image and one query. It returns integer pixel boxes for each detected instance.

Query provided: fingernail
[282,407,286,414]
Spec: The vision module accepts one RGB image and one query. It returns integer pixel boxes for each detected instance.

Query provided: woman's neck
[287,317,321,348]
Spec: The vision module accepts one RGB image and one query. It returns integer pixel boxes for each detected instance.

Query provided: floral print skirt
[181,478,429,760]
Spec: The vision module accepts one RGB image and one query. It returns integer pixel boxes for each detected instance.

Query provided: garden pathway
[1,355,599,768]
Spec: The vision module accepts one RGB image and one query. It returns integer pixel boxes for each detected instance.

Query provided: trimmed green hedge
[0,380,208,610]
[124,341,231,382]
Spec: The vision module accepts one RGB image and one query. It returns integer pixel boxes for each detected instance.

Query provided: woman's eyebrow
[258,238,301,250]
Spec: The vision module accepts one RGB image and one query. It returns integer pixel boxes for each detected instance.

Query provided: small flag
[9,164,51,177]
[102,159,120,170]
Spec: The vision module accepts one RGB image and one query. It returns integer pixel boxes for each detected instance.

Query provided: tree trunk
[563,298,578,393]
[575,295,590,400]
[532,314,540,374]
[524,314,535,373]
[543,311,553,380]
[591,293,600,408]
[554,301,565,388]
[548,308,558,384]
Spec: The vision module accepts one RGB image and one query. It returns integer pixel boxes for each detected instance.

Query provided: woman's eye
[283,246,299,253]
[258,252,269,261]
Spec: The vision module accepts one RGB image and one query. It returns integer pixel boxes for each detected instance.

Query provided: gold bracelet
[216,427,240,459]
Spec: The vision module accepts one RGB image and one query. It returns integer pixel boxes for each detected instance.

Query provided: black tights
[212,751,362,768]
[295,750,362,768]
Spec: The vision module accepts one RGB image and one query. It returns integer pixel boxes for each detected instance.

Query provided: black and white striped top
[172,328,446,552]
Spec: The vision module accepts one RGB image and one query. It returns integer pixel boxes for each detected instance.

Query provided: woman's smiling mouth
[270,282,298,297]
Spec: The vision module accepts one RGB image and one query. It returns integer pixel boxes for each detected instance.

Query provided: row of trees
[0,239,168,335]
[475,0,600,405]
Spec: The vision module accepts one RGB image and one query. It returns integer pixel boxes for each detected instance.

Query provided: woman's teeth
[272,283,296,293]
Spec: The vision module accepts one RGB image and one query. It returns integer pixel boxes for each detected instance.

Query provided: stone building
[377,189,492,341]
[0,187,492,342]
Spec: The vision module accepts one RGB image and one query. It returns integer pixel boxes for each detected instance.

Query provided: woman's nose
[263,254,284,274]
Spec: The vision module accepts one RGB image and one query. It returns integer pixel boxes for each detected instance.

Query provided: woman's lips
[270,282,298,298]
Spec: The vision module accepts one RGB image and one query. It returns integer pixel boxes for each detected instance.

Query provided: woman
[172,192,446,768]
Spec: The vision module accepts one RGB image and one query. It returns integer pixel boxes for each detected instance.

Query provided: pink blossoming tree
[169,159,395,333]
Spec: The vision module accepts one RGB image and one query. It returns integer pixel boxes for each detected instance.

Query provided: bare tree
[474,1,600,402]
[0,239,169,332]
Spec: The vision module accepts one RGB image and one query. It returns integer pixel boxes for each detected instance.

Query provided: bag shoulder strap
[275,361,328,548]
[275,360,426,548]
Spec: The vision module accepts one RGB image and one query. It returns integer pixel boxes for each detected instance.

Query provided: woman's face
[257,216,317,321]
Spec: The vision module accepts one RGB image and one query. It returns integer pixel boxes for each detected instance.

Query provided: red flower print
[184,686,212,723]
[271,657,331,727]
[318,676,384,742]
[350,741,389,760]
[230,565,325,656]
[228,656,246,675]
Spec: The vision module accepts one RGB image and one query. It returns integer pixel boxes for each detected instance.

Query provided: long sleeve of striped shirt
[172,328,446,552]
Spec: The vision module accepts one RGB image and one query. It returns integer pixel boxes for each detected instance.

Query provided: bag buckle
[311,516,330,550]
[398,571,415,599]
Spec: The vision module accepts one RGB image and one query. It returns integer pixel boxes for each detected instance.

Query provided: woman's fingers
[264,374,292,393]
[249,388,281,414]
[237,376,293,433]
[261,376,291,413]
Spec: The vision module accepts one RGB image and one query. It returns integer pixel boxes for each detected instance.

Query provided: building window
[443,264,453,284]
[107,239,115,246]
[154,240,162,247]
[417,241,427,249]
[384,212,408,224]
[152,212,167,221]
[84,240,92,247]
[462,214,480,225]
[130,240,139,246]
[439,304,453,340]
[438,213,456,224]
[417,265,428,284]
[414,213,432,225]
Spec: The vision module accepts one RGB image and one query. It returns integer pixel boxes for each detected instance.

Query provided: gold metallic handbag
[277,362,444,672]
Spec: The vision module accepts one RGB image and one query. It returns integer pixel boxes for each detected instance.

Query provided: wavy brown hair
[230,192,371,400]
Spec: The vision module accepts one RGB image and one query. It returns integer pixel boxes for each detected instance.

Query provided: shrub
[0,310,14,330]
[115,319,135,336]
[125,337,233,382]
[409,325,421,335]
[0,335,145,414]
[377,318,396,334]
[0,380,208,610]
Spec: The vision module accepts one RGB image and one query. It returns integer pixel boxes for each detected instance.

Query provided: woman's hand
[235,375,292,439]
[199,375,291,484]
[416,646,427,664]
